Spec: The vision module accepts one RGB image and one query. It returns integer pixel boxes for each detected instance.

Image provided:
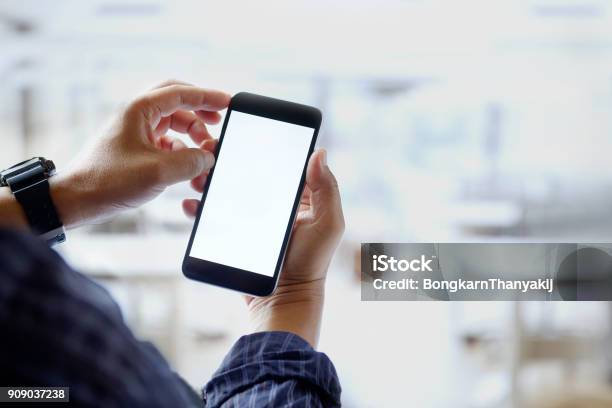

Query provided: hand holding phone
[183,147,344,345]
[182,92,344,344]
[183,92,337,296]
[245,148,344,346]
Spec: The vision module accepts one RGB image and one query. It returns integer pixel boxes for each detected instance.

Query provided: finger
[158,148,215,185]
[200,138,218,153]
[298,203,310,214]
[305,149,344,233]
[168,110,212,144]
[153,82,223,126]
[182,198,200,218]
[154,116,171,138]
[132,85,231,128]
[188,139,217,192]
[154,110,214,144]
[298,185,312,213]
[190,173,208,193]
[300,185,312,206]
[151,81,219,136]
[159,135,188,151]
[195,110,223,125]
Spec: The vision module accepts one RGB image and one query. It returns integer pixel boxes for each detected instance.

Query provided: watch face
[1,158,50,187]
[2,159,33,186]
[2,157,48,177]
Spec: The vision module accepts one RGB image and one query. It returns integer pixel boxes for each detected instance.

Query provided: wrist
[0,171,84,232]
[248,280,325,347]
[0,186,28,228]
[49,171,92,229]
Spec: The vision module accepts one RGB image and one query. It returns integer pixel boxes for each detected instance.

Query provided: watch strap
[13,178,66,245]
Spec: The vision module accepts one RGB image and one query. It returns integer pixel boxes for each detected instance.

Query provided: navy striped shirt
[0,229,341,407]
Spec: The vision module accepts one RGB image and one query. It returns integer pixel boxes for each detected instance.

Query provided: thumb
[306,149,344,230]
[158,148,215,185]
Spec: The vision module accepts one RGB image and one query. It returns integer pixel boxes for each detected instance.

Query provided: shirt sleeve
[0,229,201,407]
[203,331,342,407]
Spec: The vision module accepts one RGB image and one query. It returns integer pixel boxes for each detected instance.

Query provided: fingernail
[320,149,327,169]
[203,151,215,167]
[193,120,205,134]
[201,139,217,152]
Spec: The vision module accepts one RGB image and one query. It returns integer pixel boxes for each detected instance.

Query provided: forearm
[249,280,325,347]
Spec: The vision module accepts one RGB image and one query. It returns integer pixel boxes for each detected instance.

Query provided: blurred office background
[2,0,612,406]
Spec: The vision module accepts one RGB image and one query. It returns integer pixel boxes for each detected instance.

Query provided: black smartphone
[182,92,321,296]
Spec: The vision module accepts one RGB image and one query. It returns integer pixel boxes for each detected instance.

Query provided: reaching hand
[50,81,230,227]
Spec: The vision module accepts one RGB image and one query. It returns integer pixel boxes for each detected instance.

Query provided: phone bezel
[182,92,321,296]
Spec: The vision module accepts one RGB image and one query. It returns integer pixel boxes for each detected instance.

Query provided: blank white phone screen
[190,111,314,277]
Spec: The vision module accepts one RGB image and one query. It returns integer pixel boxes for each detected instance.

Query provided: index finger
[131,85,231,127]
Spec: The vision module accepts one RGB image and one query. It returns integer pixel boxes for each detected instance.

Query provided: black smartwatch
[0,157,66,245]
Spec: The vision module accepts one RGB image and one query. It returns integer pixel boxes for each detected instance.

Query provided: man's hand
[183,149,345,347]
[48,81,230,227]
